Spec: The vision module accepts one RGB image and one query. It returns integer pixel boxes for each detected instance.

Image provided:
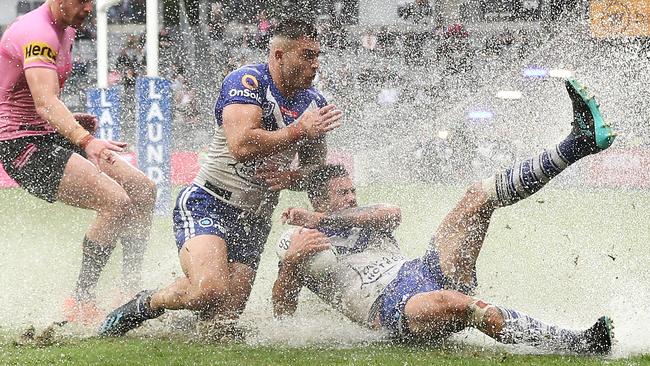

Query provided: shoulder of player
[6,12,61,49]
[301,86,327,102]
[224,64,268,85]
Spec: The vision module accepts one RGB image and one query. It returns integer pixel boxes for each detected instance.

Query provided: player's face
[58,0,93,28]
[281,37,320,90]
[325,177,357,212]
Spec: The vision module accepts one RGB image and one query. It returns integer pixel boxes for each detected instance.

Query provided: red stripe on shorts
[12,143,38,169]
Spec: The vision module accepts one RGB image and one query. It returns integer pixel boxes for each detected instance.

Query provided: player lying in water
[272,80,615,354]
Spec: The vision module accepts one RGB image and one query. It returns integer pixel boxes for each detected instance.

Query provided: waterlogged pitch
[0,184,649,364]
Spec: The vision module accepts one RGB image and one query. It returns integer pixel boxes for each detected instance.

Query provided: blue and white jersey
[194,63,328,217]
[276,225,408,325]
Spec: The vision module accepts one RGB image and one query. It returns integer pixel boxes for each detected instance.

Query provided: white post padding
[146,0,159,77]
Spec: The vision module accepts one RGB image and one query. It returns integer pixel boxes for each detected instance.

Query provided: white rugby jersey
[277,226,408,325]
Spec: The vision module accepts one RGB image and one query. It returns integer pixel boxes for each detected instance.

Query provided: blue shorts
[172,184,271,270]
[379,248,477,338]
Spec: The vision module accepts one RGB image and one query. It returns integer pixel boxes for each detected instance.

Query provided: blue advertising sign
[136,77,172,215]
[86,87,121,140]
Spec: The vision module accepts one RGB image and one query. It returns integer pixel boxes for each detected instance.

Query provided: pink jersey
[0,3,76,140]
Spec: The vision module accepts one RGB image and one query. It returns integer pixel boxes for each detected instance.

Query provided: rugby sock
[483,133,593,206]
[136,290,164,320]
[494,306,585,352]
[121,236,147,293]
[75,237,114,301]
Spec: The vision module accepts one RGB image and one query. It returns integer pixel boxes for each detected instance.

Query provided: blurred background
[1,0,648,187]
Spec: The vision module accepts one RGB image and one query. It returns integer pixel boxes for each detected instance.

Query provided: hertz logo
[241,74,259,90]
[23,42,57,64]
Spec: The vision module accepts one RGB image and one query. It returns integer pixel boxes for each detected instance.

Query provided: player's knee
[142,178,157,206]
[438,290,472,320]
[104,192,133,218]
[190,277,228,309]
[406,291,471,337]
[129,176,158,210]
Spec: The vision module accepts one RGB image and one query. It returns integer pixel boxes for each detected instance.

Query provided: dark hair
[272,19,318,41]
[307,164,349,203]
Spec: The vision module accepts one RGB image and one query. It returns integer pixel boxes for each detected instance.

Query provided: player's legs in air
[433,79,615,289]
[98,185,267,338]
[387,79,614,353]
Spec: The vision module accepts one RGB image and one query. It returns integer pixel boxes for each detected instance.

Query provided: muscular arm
[25,67,89,144]
[283,204,402,231]
[272,228,331,317]
[222,104,302,162]
[319,204,402,232]
[223,103,342,163]
[272,261,304,317]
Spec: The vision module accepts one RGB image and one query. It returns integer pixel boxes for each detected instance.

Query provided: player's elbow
[229,146,255,162]
[33,102,52,121]
[227,139,258,162]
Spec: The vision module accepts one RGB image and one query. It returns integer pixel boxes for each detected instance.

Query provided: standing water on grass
[0,0,649,359]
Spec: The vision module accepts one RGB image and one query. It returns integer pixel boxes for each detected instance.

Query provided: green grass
[1,184,649,365]
[2,339,649,365]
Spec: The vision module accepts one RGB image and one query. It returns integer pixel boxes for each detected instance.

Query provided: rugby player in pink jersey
[0,0,156,325]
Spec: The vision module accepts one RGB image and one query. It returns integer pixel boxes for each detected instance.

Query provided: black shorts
[0,133,85,203]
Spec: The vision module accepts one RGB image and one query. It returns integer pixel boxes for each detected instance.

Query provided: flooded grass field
[0,183,648,363]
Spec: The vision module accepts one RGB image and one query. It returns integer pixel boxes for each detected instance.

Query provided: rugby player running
[99,19,343,336]
[0,0,157,324]
[272,80,614,354]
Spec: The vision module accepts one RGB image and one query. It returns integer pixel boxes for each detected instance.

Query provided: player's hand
[73,113,98,134]
[297,104,343,139]
[283,228,331,268]
[84,138,127,168]
[256,166,303,191]
[281,207,324,228]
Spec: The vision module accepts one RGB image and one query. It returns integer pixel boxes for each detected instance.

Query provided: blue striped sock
[485,134,592,207]
[495,306,584,351]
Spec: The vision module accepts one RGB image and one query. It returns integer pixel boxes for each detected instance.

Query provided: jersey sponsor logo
[351,253,403,287]
[228,88,262,103]
[280,106,298,118]
[262,101,275,117]
[23,42,57,64]
[241,74,259,90]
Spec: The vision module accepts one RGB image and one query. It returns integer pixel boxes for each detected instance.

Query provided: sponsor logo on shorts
[198,218,214,228]
[241,74,259,90]
[197,217,227,233]
[228,88,262,103]
[23,42,57,64]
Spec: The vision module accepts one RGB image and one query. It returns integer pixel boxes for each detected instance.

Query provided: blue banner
[136,77,172,215]
[86,87,121,140]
